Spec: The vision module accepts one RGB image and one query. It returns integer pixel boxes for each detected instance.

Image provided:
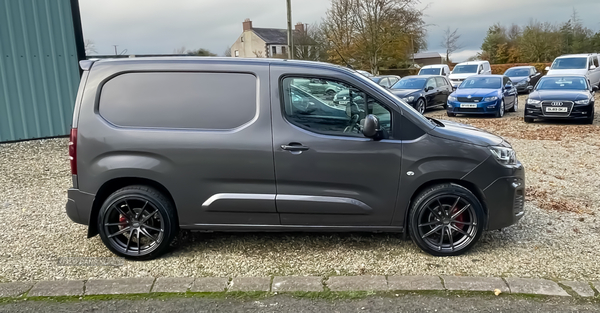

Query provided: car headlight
[526,99,541,107]
[448,95,457,101]
[402,96,415,102]
[574,99,590,105]
[490,146,517,166]
[484,96,498,102]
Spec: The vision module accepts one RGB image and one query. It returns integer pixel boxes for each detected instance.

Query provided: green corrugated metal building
[0,0,85,142]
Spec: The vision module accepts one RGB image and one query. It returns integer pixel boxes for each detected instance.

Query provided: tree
[440,27,462,63]
[173,46,187,54]
[187,48,217,56]
[84,39,97,55]
[224,46,232,57]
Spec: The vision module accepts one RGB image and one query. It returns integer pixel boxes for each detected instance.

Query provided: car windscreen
[452,65,478,74]
[535,77,588,90]
[370,77,383,83]
[391,77,427,89]
[504,68,530,76]
[551,58,587,70]
[419,68,440,75]
[459,77,501,89]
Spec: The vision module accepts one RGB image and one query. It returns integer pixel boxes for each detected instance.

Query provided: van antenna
[331,43,353,70]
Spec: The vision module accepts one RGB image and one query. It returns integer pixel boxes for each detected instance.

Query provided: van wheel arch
[403,179,488,237]
[87,177,177,238]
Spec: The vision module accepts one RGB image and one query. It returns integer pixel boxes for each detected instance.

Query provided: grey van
[66,58,525,260]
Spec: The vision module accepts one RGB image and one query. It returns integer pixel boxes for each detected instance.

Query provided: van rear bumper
[66,188,95,225]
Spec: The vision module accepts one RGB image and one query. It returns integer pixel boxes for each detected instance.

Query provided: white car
[448,61,492,89]
[418,64,451,77]
[545,54,600,88]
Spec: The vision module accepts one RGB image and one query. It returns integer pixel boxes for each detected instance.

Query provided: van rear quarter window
[98,72,256,129]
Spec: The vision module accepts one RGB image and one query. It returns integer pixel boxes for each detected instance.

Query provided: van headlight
[526,99,541,107]
[574,98,590,105]
[490,146,517,166]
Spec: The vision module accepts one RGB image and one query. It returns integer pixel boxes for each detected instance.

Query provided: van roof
[455,61,489,65]
[421,64,447,69]
[555,54,596,58]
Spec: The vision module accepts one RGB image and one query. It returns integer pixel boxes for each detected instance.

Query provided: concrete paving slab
[327,276,387,291]
[387,276,444,291]
[505,278,570,297]
[152,277,194,293]
[190,277,229,292]
[559,281,595,297]
[28,280,84,297]
[272,276,323,292]
[442,276,509,293]
[0,282,34,297]
[85,278,155,295]
[228,277,270,292]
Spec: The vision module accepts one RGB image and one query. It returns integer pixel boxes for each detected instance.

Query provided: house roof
[413,52,442,59]
[252,28,289,44]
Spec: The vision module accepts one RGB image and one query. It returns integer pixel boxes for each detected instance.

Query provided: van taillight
[69,128,77,175]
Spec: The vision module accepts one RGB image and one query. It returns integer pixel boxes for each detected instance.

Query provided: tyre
[447,112,456,117]
[325,89,336,97]
[98,185,178,260]
[415,98,426,114]
[495,99,505,118]
[508,96,517,112]
[524,117,534,123]
[408,183,485,256]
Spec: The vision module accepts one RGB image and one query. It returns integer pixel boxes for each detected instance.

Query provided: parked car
[504,66,542,93]
[389,75,452,114]
[524,75,597,124]
[448,61,492,89]
[446,75,518,118]
[418,64,451,77]
[67,58,524,259]
[371,75,401,88]
[293,78,344,97]
[356,69,374,77]
[546,54,600,88]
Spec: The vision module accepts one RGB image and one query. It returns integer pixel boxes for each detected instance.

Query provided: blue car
[446,75,518,118]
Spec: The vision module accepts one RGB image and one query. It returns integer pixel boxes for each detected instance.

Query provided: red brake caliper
[118,215,127,231]
[450,206,466,232]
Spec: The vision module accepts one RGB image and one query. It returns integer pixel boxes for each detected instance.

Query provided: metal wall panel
[0,0,81,142]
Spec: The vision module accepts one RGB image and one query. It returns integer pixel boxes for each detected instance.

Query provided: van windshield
[452,65,478,74]
[551,57,587,70]
[419,68,440,75]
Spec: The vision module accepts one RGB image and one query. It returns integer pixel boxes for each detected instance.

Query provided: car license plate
[545,107,568,112]
[338,101,348,105]
[460,103,477,108]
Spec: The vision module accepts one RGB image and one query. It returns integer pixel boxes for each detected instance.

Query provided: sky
[79,0,600,62]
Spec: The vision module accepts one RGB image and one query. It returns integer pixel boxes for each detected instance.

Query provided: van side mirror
[362,114,380,138]
[545,66,550,71]
[590,65,597,70]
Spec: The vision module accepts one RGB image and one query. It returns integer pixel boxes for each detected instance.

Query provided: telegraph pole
[286,0,293,59]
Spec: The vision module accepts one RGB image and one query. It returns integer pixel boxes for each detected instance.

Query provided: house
[230,19,311,58]
[412,52,444,66]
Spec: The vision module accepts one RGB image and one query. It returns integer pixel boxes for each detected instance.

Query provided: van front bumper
[482,163,525,230]
[66,188,95,226]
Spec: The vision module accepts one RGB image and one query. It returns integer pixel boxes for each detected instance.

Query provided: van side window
[99,72,256,129]
[281,77,391,137]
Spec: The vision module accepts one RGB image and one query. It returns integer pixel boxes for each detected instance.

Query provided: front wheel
[495,99,505,118]
[585,106,594,124]
[524,117,534,123]
[447,112,456,117]
[98,185,178,260]
[415,98,426,115]
[409,183,485,256]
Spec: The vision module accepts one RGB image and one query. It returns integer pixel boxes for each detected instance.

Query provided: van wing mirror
[590,65,597,70]
[545,66,550,71]
[362,114,381,139]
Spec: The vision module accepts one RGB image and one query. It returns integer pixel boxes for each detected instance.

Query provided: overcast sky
[79,0,600,62]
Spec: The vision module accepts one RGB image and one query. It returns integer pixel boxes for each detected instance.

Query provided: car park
[418,64,451,77]
[389,75,452,114]
[67,57,524,259]
[546,54,600,88]
[448,61,492,89]
[371,75,401,88]
[504,66,542,93]
[446,75,518,118]
[293,78,344,97]
[524,75,597,124]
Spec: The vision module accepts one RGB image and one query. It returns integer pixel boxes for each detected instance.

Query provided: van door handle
[281,143,310,151]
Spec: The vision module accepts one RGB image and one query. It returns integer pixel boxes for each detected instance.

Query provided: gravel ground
[0,94,598,283]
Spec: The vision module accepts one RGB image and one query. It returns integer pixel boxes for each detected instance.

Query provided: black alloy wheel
[409,183,484,256]
[98,185,177,260]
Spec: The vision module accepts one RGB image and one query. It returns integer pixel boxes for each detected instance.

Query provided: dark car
[67,58,524,259]
[370,75,401,88]
[447,75,518,118]
[504,66,542,93]
[388,75,452,114]
[524,75,597,124]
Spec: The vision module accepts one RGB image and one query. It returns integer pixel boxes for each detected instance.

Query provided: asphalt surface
[1,294,599,313]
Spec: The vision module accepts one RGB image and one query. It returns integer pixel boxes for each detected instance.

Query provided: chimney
[243,18,253,32]
[294,22,305,34]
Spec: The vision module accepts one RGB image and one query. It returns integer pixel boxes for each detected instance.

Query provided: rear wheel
[508,96,518,112]
[97,185,178,260]
[409,183,485,256]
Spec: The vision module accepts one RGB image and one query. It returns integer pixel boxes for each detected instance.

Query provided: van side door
[269,65,402,226]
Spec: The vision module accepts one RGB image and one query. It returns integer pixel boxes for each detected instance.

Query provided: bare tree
[224,46,232,57]
[84,39,97,55]
[440,27,463,63]
[173,46,187,54]
[252,50,264,58]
